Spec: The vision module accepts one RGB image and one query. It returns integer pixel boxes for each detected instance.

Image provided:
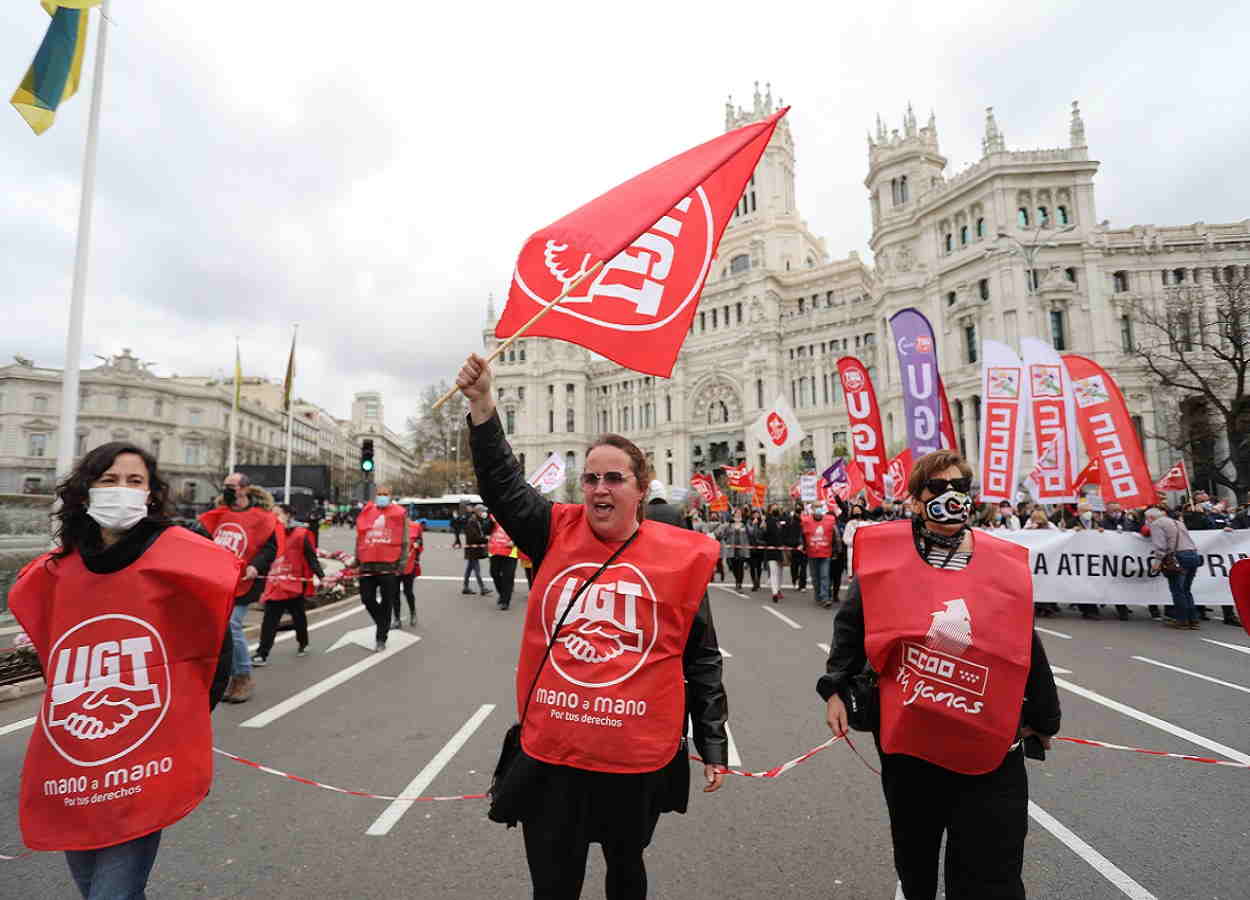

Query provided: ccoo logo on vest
[212,522,249,559]
[541,563,660,689]
[42,614,171,767]
[513,189,714,331]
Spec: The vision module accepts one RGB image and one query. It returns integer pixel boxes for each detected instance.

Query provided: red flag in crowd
[886,449,914,502]
[690,473,717,505]
[752,482,767,508]
[1063,355,1158,509]
[846,459,866,499]
[496,109,789,376]
[938,379,958,451]
[1071,457,1100,492]
[1156,460,1191,493]
[725,463,754,491]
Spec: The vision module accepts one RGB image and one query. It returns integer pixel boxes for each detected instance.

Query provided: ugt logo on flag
[497,109,788,377]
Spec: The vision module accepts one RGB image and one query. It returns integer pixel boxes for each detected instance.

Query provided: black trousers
[523,823,647,900]
[829,553,845,602]
[748,556,763,589]
[881,748,1028,900]
[257,597,308,656]
[729,557,745,588]
[790,548,807,588]
[489,555,518,607]
[358,574,398,644]
[395,574,416,620]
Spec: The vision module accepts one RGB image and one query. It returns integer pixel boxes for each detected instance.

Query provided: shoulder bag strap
[516,527,640,732]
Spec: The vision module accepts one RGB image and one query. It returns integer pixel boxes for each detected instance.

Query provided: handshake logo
[43,615,170,766]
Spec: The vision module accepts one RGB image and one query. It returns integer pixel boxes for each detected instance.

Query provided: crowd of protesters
[672,488,1247,628]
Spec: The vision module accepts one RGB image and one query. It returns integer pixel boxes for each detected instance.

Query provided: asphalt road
[1,525,1248,899]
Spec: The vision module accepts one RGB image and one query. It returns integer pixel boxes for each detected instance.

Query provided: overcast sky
[4,0,1248,434]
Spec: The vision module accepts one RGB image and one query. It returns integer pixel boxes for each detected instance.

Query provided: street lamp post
[984,221,1077,296]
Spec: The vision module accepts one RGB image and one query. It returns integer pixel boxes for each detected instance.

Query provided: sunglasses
[580,471,632,488]
[924,477,972,495]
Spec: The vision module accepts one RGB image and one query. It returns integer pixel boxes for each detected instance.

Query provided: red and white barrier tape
[1053,736,1250,768]
[4,732,1246,861]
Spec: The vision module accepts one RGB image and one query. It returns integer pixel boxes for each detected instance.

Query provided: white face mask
[87,486,150,531]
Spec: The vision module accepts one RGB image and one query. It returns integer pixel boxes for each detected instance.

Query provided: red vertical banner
[1063,355,1158,509]
[690,473,716,505]
[938,379,958,451]
[836,357,888,499]
[978,340,1030,504]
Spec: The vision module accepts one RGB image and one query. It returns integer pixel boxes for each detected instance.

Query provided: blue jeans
[463,558,485,591]
[65,830,162,899]
[1164,549,1201,624]
[808,556,831,606]
[229,602,251,675]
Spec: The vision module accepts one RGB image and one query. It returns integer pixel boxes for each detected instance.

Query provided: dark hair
[907,449,974,499]
[587,433,652,523]
[52,441,171,560]
[277,504,293,516]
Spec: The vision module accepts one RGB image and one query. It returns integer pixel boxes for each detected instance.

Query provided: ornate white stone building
[0,349,415,505]
[487,86,1250,497]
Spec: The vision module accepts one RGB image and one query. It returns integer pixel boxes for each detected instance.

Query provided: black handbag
[487,530,639,826]
[837,667,879,733]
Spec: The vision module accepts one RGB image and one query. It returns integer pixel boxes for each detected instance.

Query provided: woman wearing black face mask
[815,450,1060,900]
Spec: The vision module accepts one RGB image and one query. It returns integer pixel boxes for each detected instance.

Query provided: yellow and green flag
[281,331,296,413]
[11,1,102,135]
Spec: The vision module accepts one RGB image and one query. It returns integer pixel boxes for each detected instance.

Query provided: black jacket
[470,411,729,766]
[762,515,786,562]
[816,565,1062,740]
[463,515,489,560]
[645,499,686,529]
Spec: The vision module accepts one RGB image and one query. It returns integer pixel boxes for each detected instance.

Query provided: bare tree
[1130,272,1250,494]
[406,382,473,495]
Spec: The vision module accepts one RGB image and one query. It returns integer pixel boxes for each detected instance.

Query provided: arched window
[665,395,672,422]
[944,233,953,253]
[960,225,969,245]
[797,297,805,315]
[976,217,985,238]
[566,408,575,433]
[730,254,750,275]
[899,175,909,204]
[707,401,728,425]
[1113,271,1129,293]
[1037,206,1049,226]
[755,379,764,408]
[1057,205,1070,225]
[505,408,516,434]
[946,290,957,307]
[1017,208,1030,227]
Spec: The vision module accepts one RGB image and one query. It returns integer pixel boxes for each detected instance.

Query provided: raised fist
[456,353,493,404]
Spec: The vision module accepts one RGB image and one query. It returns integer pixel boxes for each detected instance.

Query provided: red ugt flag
[496,109,789,376]
[1156,460,1191,492]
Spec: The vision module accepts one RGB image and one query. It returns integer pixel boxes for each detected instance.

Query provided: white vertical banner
[978,340,1031,504]
[749,394,806,463]
[1020,337,1081,503]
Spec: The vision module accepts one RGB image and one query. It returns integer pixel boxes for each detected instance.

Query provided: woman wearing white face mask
[7,442,241,899]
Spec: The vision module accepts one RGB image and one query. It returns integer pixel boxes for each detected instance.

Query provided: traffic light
[360,439,375,474]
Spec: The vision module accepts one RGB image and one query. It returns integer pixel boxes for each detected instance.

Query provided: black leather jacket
[470,411,729,766]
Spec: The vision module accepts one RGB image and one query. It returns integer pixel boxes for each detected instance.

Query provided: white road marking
[1201,638,1250,656]
[1053,676,1250,765]
[1028,801,1158,899]
[1050,666,1073,675]
[711,584,747,599]
[1034,626,1072,640]
[248,605,364,652]
[761,605,802,630]
[366,704,495,836]
[719,647,733,659]
[0,716,35,737]
[687,721,742,768]
[1131,656,1250,695]
[240,631,421,729]
[818,643,831,655]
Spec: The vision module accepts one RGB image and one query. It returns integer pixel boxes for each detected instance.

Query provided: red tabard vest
[518,505,719,774]
[7,529,240,851]
[487,524,515,557]
[800,516,835,559]
[261,526,314,602]
[856,520,1033,775]
[197,505,280,597]
[355,503,407,566]
[402,520,423,576]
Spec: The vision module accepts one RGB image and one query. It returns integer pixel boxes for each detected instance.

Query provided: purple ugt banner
[888,308,943,458]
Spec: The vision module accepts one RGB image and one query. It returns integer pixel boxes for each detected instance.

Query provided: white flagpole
[283,325,298,505]
[228,341,239,472]
[54,0,110,483]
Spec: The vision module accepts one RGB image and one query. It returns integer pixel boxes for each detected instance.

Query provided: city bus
[398,494,482,531]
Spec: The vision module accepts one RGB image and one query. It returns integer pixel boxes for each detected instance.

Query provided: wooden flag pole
[432,260,605,411]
